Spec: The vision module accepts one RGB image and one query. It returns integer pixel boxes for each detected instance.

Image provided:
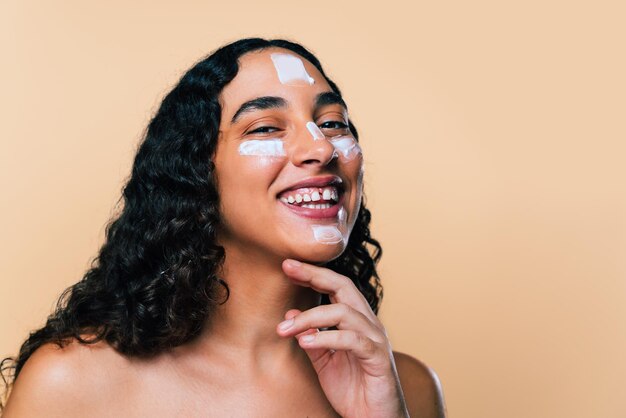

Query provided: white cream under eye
[238,139,286,157]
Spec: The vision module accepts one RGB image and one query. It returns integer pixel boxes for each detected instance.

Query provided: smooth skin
[278,259,447,418]
[3,48,447,417]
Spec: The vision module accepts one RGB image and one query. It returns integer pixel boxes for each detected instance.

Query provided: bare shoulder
[393,350,447,418]
[4,337,132,417]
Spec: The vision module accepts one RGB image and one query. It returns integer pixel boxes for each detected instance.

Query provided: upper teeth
[280,186,339,206]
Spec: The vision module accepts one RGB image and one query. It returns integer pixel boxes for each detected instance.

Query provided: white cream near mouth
[311,224,343,244]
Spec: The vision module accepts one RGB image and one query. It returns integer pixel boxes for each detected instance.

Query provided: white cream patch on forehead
[306,121,325,141]
[270,53,315,85]
[238,139,286,157]
[329,136,362,161]
[311,224,343,244]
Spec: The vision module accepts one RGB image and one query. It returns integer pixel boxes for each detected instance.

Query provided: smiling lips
[278,187,343,219]
[277,176,344,219]
[279,186,339,208]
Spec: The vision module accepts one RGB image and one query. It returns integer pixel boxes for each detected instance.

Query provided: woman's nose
[287,122,338,167]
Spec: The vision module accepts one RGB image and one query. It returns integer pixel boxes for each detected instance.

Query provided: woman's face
[214,47,363,263]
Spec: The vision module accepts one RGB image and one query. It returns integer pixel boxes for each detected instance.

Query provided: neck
[189,239,321,372]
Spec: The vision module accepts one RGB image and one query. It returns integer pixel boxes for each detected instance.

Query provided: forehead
[219,48,333,118]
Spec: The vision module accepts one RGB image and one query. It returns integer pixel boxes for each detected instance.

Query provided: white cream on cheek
[330,136,362,162]
[238,139,286,157]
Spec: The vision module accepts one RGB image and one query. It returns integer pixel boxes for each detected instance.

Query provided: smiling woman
[1,38,446,417]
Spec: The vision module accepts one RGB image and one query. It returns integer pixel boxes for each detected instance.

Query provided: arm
[393,351,447,418]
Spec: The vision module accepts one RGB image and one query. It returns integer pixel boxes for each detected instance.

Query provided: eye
[247,126,280,135]
[319,120,351,138]
[319,121,349,130]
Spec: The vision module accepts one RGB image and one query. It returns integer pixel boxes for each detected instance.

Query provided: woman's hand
[277,259,409,418]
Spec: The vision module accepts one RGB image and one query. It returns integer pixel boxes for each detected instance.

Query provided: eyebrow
[229,91,348,125]
[315,91,348,111]
[231,96,288,124]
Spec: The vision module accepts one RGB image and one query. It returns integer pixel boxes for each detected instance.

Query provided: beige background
[1,1,625,417]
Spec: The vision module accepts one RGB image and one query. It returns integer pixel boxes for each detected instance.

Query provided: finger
[298,330,386,364]
[298,329,335,365]
[277,303,383,343]
[281,309,331,364]
[283,309,317,338]
[282,259,381,326]
[284,309,301,320]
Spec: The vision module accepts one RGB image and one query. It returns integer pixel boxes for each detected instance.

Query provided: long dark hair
[0,38,382,410]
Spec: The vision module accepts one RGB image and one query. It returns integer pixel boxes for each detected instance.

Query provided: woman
[1,38,446,417]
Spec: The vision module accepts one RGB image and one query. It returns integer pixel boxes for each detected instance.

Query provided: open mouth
[276,177,345,219]
[278,185,340,209]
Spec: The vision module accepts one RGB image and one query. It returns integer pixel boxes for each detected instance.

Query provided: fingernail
[278,318,295,331]
[301,334,315,343]
[286,259,302,268]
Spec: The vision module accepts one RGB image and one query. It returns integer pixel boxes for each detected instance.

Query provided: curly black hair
[0,37,382,410]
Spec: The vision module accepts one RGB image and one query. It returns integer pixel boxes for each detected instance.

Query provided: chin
[288,240,347,265]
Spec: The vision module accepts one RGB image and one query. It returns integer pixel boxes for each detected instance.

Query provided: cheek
[346,154,365,196]
[342,156,365,229]
[217,154,285,223]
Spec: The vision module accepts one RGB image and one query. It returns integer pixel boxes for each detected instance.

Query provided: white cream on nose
[306,121,325,141]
